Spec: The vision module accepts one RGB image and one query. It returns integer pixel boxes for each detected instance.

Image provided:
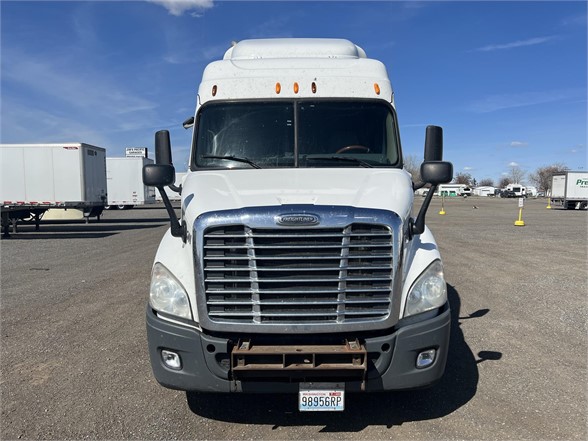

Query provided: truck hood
[182,168,414,224]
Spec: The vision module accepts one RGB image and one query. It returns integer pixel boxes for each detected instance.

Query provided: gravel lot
[1,197,586,440]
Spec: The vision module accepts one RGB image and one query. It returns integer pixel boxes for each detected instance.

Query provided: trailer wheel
[116,205,126,210]
[580,202,587,210]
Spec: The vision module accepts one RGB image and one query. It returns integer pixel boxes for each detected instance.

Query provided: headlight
[405,260,447,317]
[150,263,192,320]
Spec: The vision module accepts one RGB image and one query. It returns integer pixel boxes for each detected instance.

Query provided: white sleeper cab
[143,38,453,411]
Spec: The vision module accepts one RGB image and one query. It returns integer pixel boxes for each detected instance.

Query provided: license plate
[299,383,344,411]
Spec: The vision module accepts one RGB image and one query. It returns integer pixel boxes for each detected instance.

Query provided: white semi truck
[0,143,107,236]
[142,39,453,411]
[106,157,156,209]
[550,171,588,209]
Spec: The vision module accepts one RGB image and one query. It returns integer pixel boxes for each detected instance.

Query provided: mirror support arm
[157,186,186,241]
[410,184,438,237]
[169,183,182,194]
[413,180,427,191]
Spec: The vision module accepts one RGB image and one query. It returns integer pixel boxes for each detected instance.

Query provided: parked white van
[505,183,526,197]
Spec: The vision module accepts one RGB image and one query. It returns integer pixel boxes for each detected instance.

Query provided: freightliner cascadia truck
[143,39,453,411]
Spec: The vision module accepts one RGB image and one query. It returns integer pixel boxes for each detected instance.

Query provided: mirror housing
[155,130,173,166]
[424,125,443,162]
[421,161,453,185]
[143,164,175,187]
[412,125,446,190]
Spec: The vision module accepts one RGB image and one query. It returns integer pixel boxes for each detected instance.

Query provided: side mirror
[143,164,175,187]
[424,125,443,161]
[410,125,453,237]
[155,130,173,166]
[412,125,444,191]
[421,161,453,185]
[146,130,185,241]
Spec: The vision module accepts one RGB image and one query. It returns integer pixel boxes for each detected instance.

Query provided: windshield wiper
[201,155,262,169]
[305,155,373,168]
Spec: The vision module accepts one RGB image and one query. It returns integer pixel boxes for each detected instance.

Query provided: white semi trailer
[437,184,470,197]
[142,38,453,411]
[0,143,107,236]
[106,157,156,209]
[155,172,186,202]
[550,171,588,209]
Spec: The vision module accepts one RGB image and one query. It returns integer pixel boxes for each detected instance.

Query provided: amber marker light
[293,82,299,94]
[212,85,217,96]
[275,82,282,94]
[374,83,381,95]
[311,82,317,94]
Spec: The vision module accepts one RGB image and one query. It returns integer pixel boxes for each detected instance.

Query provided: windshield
[192,100,400,169]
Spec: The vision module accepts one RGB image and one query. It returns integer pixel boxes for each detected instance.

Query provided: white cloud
[3,52,157,116]
[148,0,214,17]
[463,166,473,171]
[1,49,161,152]
[510,141,528,147]
[508,162,519,167]
[1,98,113,148]
[473,36,557,52]
[467,88,585,113]
[561,14,587,26]
[570,144,586,154]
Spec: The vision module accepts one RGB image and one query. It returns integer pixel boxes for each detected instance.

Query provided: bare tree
[529,163,569,193]
[403,154,421,183]
[498,176,511,189]
[479,178,494,187]
[509,165,525,184]
[454,172,472,186]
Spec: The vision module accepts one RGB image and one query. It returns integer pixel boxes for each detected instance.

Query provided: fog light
[161,350,182,370]
[416,349,436,369]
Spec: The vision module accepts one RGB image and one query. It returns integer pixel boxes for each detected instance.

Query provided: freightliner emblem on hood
[276,213,320,226]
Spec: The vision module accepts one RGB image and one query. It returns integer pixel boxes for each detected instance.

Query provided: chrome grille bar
[201,222,394,326]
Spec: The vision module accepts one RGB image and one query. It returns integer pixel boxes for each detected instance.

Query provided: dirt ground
[1,197,586,440]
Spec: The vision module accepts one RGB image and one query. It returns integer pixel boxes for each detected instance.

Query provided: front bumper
[146,304,451,393]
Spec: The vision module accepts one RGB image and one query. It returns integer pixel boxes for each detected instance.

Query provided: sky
[1,0,586,184]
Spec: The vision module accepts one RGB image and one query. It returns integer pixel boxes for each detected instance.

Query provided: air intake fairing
[194,206,403,333]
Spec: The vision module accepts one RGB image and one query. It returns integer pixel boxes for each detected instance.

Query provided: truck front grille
[202,224,393,325]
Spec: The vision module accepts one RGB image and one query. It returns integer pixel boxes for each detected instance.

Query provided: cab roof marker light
[275,82,281,94]
[293,82,299,94]
[374,83,381,95]
[212,85,217,96]
[311,82,317,94]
